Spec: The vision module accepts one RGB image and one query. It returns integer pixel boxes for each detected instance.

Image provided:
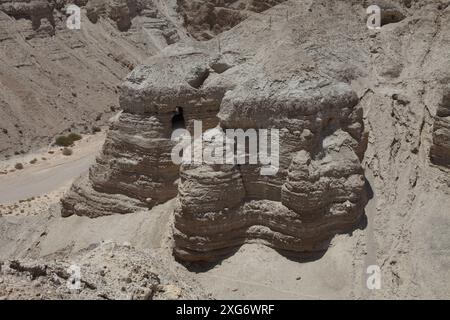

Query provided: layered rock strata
[62,43,369,261]
[62,0,373,261]
[430,87,450,168]
[62,48,226,217]
[173,81,368,261]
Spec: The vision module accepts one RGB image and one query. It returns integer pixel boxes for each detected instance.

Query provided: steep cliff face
[171,0,372,261]
[174,82,368,261]
[430,86,450,168]
[61,47,225,217]
[62,0,371,261]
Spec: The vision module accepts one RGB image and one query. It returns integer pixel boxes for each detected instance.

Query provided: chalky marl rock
[173,80,368,262]
[61,1,372,262]
[62,47,226,217]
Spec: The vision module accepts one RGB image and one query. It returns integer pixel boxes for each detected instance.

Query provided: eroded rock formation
[62,48,225,217]
[178,0,287,40]
[431,86,450,168]
[62,0,370,261]
[62,0,450,263]
[173,78,368,261]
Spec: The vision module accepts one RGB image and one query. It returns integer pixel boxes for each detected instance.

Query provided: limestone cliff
[62,0,371,261]
[431,86,450,168]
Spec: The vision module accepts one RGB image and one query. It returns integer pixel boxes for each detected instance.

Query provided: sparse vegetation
[92,126,101,134]
[55,133,82,147]
[62,148,73,156]
[55,136,74,147]
[30,158,37,164]
[68,133,82,142]
[15,163,24,170]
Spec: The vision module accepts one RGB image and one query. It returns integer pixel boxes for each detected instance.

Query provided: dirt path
[0,133,105,205]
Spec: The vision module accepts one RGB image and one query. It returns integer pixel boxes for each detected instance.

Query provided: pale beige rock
[0,243,206,300]
[61,11,370,262]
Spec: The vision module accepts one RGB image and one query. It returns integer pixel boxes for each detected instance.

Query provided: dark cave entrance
[172,107,186,130]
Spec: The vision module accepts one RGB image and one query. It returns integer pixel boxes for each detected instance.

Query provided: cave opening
[172,107,186,130]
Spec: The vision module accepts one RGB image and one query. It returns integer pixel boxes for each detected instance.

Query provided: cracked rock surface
[0,242,206,299]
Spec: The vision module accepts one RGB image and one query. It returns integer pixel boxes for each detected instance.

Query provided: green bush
[68,133,82,142]
[55,136,73,147]
[55,133,82,147]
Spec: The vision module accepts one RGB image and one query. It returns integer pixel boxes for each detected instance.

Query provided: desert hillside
[0,0,449,300]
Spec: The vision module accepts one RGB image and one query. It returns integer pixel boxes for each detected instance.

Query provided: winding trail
[0,135,104,205]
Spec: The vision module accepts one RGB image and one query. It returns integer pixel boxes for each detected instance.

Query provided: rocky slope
[0,242,206,299]
[178,0,287,40]
[0,0,184,158]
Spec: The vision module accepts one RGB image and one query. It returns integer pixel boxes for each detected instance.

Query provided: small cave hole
[381,8,406,26]
[187,69,210,89]
[172,107,186,131]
